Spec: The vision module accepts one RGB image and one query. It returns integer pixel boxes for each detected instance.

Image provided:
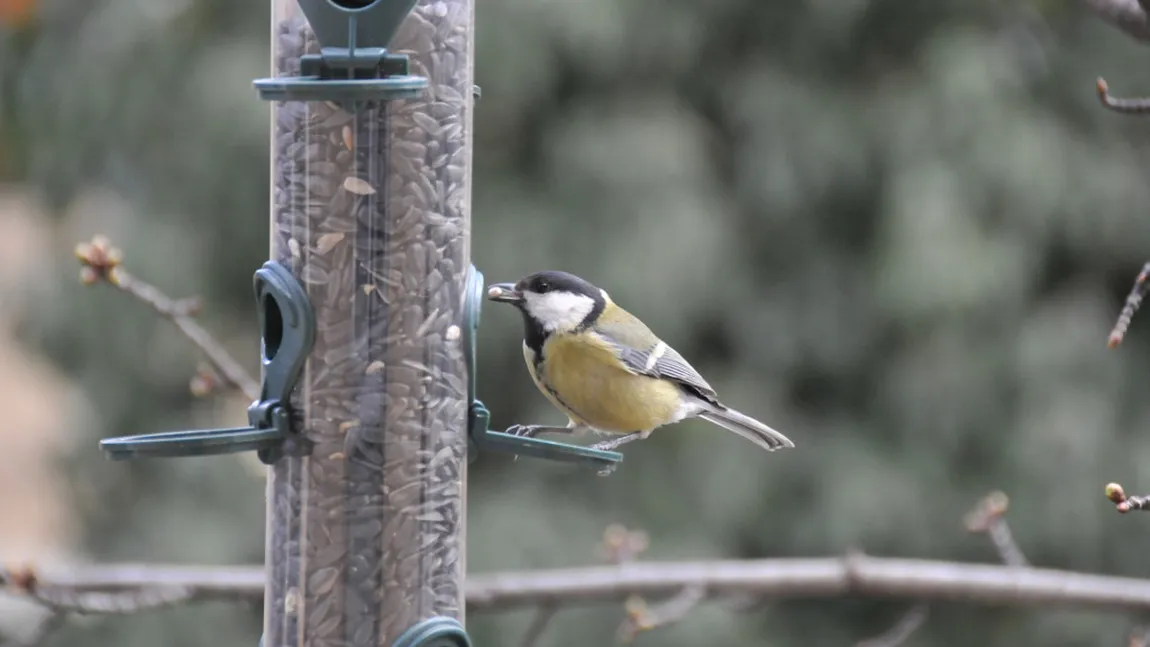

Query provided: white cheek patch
[525,292,596,332]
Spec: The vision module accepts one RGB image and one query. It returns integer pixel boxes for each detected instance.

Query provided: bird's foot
[504,424,541,438]
[590,430,649,452]
[504,424,574,438]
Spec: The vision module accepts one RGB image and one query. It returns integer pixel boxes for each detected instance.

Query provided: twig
[616,584,706,644]
[1080,0,1150,41]
[596,524,707,643]
[15,557,1150,613]
[1109,261,1150,347]
[850,547,927,645]
[964,491,1029,567]
[1096,79,1150,115]
[594,524,688,643]
[0,564,195,646]
[512,523,650,647]
[1107,483,1150,513]
[1,564,194,613]
[517,604,559,647]
[596,524,650,565]
[855,603,929,647]
[854,491,1029,647]
[74,236,259,401]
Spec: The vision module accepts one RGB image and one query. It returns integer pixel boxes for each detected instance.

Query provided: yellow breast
[526,333,682,434]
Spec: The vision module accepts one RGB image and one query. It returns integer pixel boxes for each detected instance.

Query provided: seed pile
[265,0,474,645]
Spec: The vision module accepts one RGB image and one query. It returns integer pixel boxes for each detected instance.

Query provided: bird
[485,270,795,456]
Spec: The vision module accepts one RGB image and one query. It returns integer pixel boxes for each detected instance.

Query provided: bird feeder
[98,1,622,645]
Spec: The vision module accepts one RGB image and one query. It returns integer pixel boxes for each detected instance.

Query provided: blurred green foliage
[5,0,1150,645]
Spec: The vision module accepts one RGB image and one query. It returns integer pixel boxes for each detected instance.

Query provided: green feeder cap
[393,617,472,647]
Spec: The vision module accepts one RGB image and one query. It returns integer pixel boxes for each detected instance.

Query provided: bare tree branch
[11,557,1150,615]
[73,235,260,401]
[1080,0,1150,41]
[0,564,194,647]
[470,557,1150,612]
[1,565,196,613]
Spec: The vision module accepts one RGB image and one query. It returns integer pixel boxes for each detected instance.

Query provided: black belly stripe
[537,359,590,422]
[527,342,594,425]
[543,382,586,421]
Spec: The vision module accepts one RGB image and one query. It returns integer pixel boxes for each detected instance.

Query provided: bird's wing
[592,326,719,404]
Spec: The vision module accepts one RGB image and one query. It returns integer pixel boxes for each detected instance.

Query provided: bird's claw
[590,430,646,453]
[501,424,621,474]
[505,424,539,438]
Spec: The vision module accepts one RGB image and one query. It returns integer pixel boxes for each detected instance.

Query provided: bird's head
[487,270,608,333]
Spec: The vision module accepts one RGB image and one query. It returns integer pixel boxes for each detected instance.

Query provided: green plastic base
[392,617,471,647]
[99,426,282,460]
[254,75,427,103]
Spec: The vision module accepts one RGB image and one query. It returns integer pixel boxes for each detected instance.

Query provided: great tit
[486,270,795,455]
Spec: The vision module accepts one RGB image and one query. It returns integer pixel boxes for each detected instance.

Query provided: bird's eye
[536,280,550,292]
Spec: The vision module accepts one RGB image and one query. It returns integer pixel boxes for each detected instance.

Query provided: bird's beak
[486,282,524,304]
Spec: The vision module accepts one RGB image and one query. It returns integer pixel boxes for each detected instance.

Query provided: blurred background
[2,0,1150,645]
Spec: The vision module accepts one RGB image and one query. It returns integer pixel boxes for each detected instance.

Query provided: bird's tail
[698,404,795,452]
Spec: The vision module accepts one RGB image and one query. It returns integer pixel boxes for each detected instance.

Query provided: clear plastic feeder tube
[265,0,473,644]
